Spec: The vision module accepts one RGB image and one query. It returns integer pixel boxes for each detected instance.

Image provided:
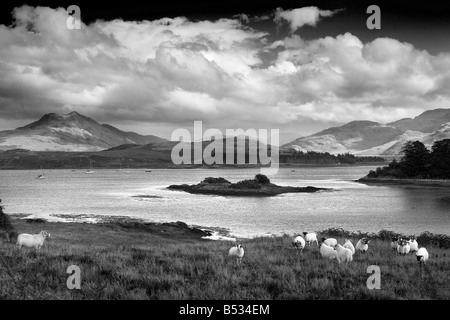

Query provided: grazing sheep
[292,235,306,253]
[408,237,419,253]
[302,232,319,246]
[323,238,338,247]
[355,237,369,253]
[397,239,411,255]
[228,244,245,264]
[391,237,399,251]
[416,247,429,265]
[334,244,353,262]
[343,239,355,254]
[17,230,50,249]
[319,238,340,263]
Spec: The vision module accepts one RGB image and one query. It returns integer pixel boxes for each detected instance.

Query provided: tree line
[280,151,385,165]
[368,139,450,179]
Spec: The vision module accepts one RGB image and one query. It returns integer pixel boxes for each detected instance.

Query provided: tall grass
[0,199,14,231]
[0,219,449,300]
[317,228,450,249]
[0,199,17,243]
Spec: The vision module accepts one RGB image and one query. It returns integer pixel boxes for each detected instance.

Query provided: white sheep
[343,239,355,254]
[319,238,340,263]
[17,230,50,249]
[397,239,410,255]
[323,238,337,247]
[302,232,319,246]
[391,237,399,251]
[355,237,369,253]
[408,237,419,252]
[416,247,429,265]
[292,235,306,253]
[334,244,353,262]
[228,244,245,264]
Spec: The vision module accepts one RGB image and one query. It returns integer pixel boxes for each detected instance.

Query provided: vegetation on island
[280,151,385,165]
[367,139,450,179]
[169,175,327,196]
[228,174,271,189]
[201,177,231,184]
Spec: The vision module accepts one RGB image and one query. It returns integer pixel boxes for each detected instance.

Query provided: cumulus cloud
[274,7,342,32]
[0,6,450,138]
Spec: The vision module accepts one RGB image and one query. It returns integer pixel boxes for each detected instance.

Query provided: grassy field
[1,217,449,300]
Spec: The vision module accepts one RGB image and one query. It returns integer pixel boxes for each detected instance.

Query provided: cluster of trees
[368,139,450,179]
[280,151,385,164]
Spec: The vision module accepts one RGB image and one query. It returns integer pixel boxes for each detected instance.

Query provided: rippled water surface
[1,167,449,237]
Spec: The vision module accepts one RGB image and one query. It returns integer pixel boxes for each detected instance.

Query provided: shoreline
[7,213,450,242]
[7,214,221,242]
[357,177,450,187]
[167,181,330,197]
[8,213,249,241]
[0,163,385,170]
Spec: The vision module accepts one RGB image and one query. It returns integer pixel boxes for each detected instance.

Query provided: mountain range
[1,108,449,156]
[282,108,450,155]
[0,111,167,152]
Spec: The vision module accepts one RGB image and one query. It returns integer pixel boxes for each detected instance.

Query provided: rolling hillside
[283,109,450,156]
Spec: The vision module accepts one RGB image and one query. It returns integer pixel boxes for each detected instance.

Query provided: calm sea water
[0,167,449,237]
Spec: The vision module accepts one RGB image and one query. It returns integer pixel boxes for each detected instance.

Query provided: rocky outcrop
[168,176,330,196]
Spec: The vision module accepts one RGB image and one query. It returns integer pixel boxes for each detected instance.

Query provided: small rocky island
[167,174,330,197]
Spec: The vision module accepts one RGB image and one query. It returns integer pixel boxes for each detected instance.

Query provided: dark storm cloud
[0,4,449,136]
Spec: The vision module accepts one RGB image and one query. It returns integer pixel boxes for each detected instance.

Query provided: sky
[0,0,450,140]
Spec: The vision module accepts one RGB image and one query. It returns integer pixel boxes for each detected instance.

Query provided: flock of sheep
[14,229,429,267]
[228,232,430,265]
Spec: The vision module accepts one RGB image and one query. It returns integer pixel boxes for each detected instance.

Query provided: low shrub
[230,179,261,189]
[254,174,270,184]
[202,177,231,184]
[0,199,14,231]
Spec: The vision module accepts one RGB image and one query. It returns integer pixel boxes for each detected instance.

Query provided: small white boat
[36,166,46,179]
[85,160,95,174]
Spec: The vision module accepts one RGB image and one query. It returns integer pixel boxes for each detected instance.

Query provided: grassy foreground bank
[1,217,450,300]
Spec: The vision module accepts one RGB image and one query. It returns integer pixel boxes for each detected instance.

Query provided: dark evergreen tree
[430,139,450,179]
[400,141,431,178]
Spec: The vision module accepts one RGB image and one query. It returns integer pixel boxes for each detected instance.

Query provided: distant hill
[283,108,450,156]
[100,124,166,145]
[0,111,169,152]
[387,109,450,133]
[0,137,275,169]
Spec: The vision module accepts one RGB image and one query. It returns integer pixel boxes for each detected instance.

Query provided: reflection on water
[0,167,449,237]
